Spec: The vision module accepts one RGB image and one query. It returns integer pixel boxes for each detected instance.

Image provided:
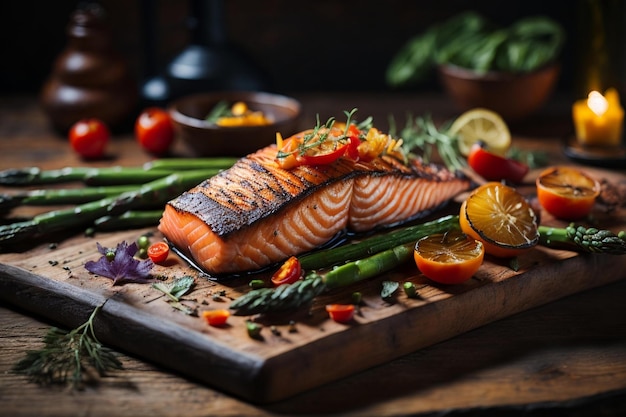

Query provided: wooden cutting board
[1,167,625,404]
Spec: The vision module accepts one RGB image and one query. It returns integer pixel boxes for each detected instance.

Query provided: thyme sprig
[13,305,122,389]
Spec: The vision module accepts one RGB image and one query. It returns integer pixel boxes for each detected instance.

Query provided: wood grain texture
[1,174,625,403]
[2,94,626,415]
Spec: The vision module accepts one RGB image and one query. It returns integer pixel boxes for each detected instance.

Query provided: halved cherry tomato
[300,141,349,166]
[271,256,302,286]
[147,241,170,264]
[202,309,230,326]
[467,142,529,183]
[276,124,366,169]
[69,118,110,159]
[345,124,363,160]
[135,107,175,155]
[325,304,355,323]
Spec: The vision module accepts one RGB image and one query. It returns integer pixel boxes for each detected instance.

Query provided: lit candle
[572,88,624,146]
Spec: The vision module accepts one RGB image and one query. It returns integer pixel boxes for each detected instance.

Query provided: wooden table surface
[1,93,626,417]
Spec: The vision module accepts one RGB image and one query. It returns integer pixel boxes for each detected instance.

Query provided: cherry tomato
[467,142,529,183]
[345,125,363,160]
[202,309,230,326]
[301,141,349,166]
[135,107,175,155]
[68,118,110,159]
[325,304,355,323]
[147,241,170,264]
[271,256,302,286]
[275,124,364,169]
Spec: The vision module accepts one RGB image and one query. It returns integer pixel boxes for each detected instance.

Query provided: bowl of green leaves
[386,12,565,122]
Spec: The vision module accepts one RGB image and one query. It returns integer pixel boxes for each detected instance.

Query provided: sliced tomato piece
[345,135,361,160]
[271,256,302,286]
[276,124,366,169]
[467,142,529,183]
[202,309,230,326]
[301,141,348,166]
[147,241,170,264]
[325,304,355,323]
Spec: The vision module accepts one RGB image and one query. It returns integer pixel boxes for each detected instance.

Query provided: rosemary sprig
[13,305,122,389]
[394,114,467,171]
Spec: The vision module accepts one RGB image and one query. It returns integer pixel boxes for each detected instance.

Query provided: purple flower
[85,241,154,285]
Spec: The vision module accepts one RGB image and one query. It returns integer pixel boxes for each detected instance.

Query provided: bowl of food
[169,91,302,156]
[437,63,561,122]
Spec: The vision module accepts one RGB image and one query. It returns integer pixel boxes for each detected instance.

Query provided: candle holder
[564,135,626,168]
[564,88,626,168]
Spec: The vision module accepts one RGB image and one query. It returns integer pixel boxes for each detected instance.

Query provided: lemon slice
[449,108,511,156]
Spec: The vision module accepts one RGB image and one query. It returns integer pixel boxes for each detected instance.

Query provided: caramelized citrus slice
[449,108,511,156]
[414,230,485,284]
[536,166,600,220]
[460,182,539,258]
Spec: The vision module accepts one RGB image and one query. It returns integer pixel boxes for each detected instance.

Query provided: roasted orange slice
[536,166,600,220]
[414,230,484,284]
[460,182,539,258]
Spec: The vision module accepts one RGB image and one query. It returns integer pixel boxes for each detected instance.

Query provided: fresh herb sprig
[13,305,122,389]
[152,275,196,314]
[276,108,372,160]
[393,114,466,171]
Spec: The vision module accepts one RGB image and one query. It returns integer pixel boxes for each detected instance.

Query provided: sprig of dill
[13,305,122,389]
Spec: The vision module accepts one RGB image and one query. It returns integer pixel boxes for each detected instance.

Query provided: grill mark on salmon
[159,145,471,274]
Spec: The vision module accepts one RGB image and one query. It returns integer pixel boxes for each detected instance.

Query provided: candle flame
[587,91,608,116]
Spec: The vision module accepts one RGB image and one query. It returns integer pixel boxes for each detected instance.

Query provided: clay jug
[40,3,137,132]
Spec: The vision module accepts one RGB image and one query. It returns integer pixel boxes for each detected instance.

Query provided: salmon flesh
[158,145,471,275]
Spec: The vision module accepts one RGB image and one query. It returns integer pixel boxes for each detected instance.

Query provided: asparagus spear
[0,185,140,211]
[538,224,626,255]
[0,157,236,186]
[94,210,164,231]
[230,243,416,315]
[0,167,174,186]
[230,219,626,315]
[142,157,238,171]
[299,215,460,270]
[0,170,215,247]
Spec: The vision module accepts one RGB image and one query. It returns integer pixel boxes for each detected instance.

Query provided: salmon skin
[158,145,471,275]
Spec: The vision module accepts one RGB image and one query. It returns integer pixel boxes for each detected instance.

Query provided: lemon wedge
[449,108,511,156]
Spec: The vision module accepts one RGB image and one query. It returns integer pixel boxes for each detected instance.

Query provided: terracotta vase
[40,3,137,132]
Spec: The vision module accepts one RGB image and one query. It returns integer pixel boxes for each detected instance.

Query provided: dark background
[0,0,624,101]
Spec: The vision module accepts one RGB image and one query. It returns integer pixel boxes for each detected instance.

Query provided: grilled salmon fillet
[158,145,471,275]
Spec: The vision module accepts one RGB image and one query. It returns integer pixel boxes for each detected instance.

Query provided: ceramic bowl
[437,63,560,122]
[169,91,302,156]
